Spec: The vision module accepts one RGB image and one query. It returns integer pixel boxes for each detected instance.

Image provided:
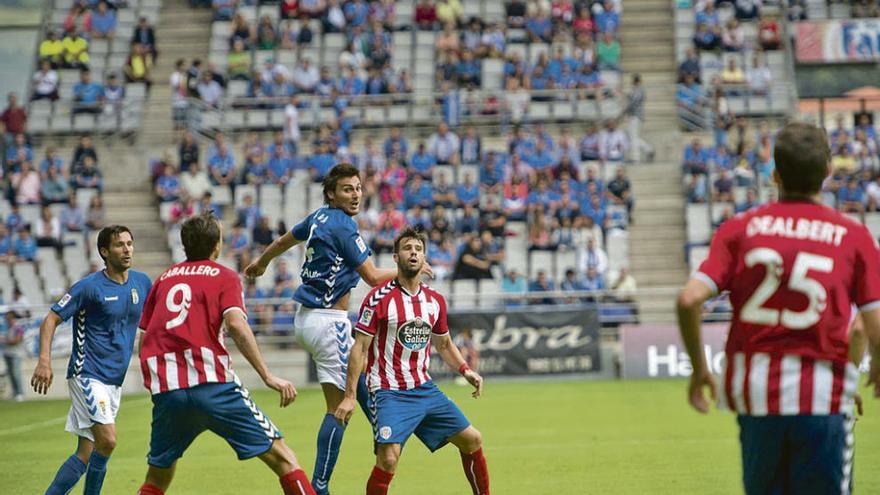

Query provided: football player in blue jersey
[31,225,152,495]
[245,163,431,495]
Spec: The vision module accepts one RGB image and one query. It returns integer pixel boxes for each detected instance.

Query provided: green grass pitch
[1,379,878,494]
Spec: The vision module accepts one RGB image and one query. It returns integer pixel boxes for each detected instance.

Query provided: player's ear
[392,252,399,265]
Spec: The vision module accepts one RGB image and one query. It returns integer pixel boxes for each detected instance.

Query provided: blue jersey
[51,270,152,386]
[292,207,371,308]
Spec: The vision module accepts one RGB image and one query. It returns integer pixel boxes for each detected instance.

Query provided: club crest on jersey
[131,288,139,304]
[359,308,374,326]
[396,318,431,351]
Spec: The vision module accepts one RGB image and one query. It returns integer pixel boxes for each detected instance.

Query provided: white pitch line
[0,397,151,438]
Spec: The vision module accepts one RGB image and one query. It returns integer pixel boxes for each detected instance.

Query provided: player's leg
[449,427,489,495]
[82,381,123,495]
[785,414,850,495]
[737,415,787,494]
[138,463,176,494]
[296,311,356,495]
[258,439,316,495]
[45,436,92,495]
[367,443,402,495]
[137,389,202,495]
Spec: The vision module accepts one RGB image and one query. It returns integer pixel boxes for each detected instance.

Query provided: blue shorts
[738,414,855,495]
[148,382,283,468]
[368,381,470,452]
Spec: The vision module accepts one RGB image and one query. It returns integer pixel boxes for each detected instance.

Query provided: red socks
[280,469,316,495]
[460,448,490,495]
[366,466,394,495]
[137,484,164,495]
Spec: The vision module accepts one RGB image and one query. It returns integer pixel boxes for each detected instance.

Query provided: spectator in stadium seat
[307,143,337,182]
[735,0,761,20]
[693,22,721,51]
[721,19,745,52]
[686,174,708,203]
[5,205,22,232]
[432,174,457,208]
[85,194,105,230]
[236,194,262,230]
[503,77,531,126]
[212,0,237,21]
[596,32,621,70]
[197,191,220,216]
[479,153,504,196]
[578,124,600,161]
[456,204,481,235]
[453,235,492,280]
[12,161,41,204]
[90,1,117,39]
[73,155,103,191]
[195,70,222,107]
[481,229,505,267]
[255,15,279,50]
[266,145,292,185]
[40,149,64,180]
[292,58,319,93]
[720,58,746,90]
[31,61,59,101]
[528,270,556,305]
[713,170,734,203]
[599,120,627,163]
[695,2,719,26]
[73,69,104,115]
[683,138,710,175]
[403,174,434,210]
[678,47,701,84]
[168,194,195,225]
[838,177,866,213]
[427,122,461,165]
[155,164,181,203]
[503,173,529,220]
[177,131,199,172]
[132,16,158,60]
[0,225,12,261]
[560,268,586,294]
[61,194,85,232]
[377,200,406,232]
[746,54,772,96]
[227,40,252,81]
[436,0,463,26]
[594,0,620,33]
[577,236,608,276]
[525,8,553,42]
[35,205,62,249]
[61,30,89,69]
[41,167,69,204]
[606,167,632,219]
[124,42,153,91]
[735,188,759,213]
[758,15,781,50]
[456,172,480,207]
[13,226,37,262]
[411,141,438,180]
[39,30,64,68]
[207,142,236,192]
[581,266,605,297]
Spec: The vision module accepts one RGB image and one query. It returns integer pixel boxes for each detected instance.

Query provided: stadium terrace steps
[102,191,173,279]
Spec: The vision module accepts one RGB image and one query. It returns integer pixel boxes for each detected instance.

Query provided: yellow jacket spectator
[62,31,89,68]
[40,31,64,67]
[436,0,464,26]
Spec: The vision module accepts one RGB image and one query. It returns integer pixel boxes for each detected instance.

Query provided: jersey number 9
[166,283,193,330]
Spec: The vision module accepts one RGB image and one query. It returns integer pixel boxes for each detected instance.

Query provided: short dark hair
[97,225,133,262]
[322,163,360,203]
[180,211,221,261]
[774,122,830,196]
[393,226,427,254]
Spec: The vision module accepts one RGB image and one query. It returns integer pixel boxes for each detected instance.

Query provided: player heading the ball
[677,122,880,495]
[335,226,490,495]
[244,164,431,495]
[137,212,315,495]
[33,225,152,495]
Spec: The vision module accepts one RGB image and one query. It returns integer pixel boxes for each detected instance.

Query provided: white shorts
[294,307,352,391]
[65,377,122,441]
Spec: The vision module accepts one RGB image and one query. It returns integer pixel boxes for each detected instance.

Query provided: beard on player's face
[395,246,425,278]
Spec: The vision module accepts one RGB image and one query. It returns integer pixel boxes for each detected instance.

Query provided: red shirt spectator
[415,0,437,29]
[1,93,27,135]
[281,0,299,19]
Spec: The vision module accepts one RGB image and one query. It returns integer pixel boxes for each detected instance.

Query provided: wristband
[458,363,470,375]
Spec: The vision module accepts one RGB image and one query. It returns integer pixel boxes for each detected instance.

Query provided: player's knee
[376,448,399,472]
[464,428,482,452]
[95,433,117,454]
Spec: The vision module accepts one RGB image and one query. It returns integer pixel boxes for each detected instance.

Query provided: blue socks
[312,413,346,495]
[45,454,87,495]
[83,451,110,495]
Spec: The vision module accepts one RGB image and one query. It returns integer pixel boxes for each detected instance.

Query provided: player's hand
[264,374,297,407]
[243,261,267,279]
[420,261,434,280]
[463,369,483,398]
[334,396,357,426]
[31,359,53,395]
[687,369,717,414]
[854,393,864,417]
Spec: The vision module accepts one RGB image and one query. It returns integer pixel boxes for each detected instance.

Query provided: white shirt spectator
[197,79,224,107]
[180,166,213,199]
[37,215,62,241]
[867,180,880,206]
[599,126,628,162]
[327,5,346,30]
[33,68,59,97]
[504,87,531,123]
[260,62,291,86]
[170,69,188,108]
[746,64,772,94]
[292,61,319,92]
[285,102,301,144]
[577,242,609,276]
[427,129,460,163]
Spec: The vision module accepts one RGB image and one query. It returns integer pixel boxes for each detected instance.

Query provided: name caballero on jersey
[160,264,221,281]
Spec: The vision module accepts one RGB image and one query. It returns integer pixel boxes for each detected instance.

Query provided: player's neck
[396,275,421,295]
[778,192,821,203]
[104,266,129,284]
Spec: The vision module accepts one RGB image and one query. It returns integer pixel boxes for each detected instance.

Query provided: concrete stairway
[626,162,689,322]
[619,0,679,163]
[102,191,172,279]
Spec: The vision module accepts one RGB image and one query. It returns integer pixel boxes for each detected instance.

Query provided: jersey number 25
[740,248,833,330]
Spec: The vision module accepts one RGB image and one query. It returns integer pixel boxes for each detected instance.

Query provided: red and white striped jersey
[355,280,449,392]
[138,260,246,394]
[697,201,880,416]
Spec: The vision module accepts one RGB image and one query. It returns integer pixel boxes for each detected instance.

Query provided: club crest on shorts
[396,318,431,351]
[99,400,107,415]
[379,426,392,440]
[131,288,139,304]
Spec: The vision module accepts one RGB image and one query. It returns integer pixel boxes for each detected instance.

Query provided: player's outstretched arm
[356,257,434,287]
[676,278,717,413]
[335,332,372,425]
[224,309,298,407]
[31,310,63,395]
[860,307,880,398]
[244,231,300,278]
[433,333,483,398]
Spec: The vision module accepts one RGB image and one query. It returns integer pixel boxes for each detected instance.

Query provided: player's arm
[676,277,718,413]
[244,231,301,278]
[334,331,372,425]
[861,307,880,398]
[356,256,433,286]
[223,309,297,407]
[433,332,483,398]
[31,310,63,395]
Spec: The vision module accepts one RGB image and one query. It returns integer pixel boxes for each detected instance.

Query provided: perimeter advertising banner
[620,323,729,379]
[443,307,602,376]
[796,19,880,63]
